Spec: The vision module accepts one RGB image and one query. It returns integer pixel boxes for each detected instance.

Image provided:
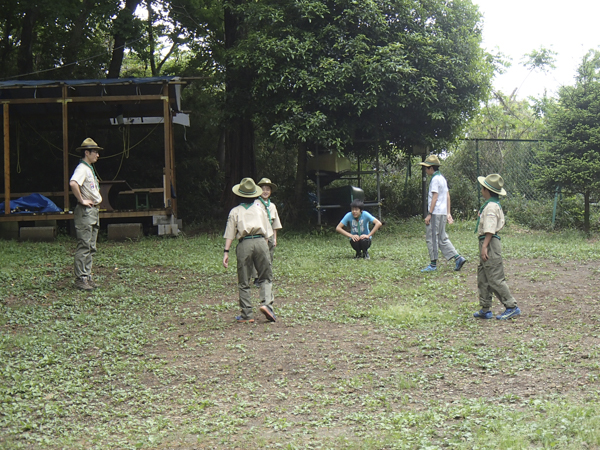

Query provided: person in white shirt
[419,154,466,272]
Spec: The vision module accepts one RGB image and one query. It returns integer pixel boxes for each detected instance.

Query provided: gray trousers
[237,237,273,319]
[251,235,275,278]
[74,204,99,278]
[426,214,457,261]
[477,238,517,310]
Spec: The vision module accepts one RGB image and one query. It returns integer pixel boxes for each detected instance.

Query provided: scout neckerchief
[81,160,98,185]
[259,197,272,223]
[353,212,363,235]
[240,201,254,210]
[474,197,501,233]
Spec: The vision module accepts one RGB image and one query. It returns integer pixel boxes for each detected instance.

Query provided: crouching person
[336,200,382,259]
[223,178,276,323]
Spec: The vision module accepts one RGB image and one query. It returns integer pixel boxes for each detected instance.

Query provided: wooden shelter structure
[0,77,188,235]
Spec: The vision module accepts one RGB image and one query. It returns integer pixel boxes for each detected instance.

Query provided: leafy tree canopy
[226,0,492,156]
[536,49,600,231]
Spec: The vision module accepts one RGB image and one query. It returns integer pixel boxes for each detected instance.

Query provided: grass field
[2,218,600,449]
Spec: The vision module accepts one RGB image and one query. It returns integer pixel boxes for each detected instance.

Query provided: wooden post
[162,83,172,210]
[3,103,9,215]
[62,85,70,211]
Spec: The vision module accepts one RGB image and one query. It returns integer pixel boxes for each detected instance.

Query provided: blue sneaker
[236,316,255,323]
[260,305,276,322]
[496,307,521,320]
[473,309,493,319]
[421,264,437,272]
[454,256,466,271]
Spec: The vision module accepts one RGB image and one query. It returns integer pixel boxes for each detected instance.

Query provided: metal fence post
[476,139,481,207]
[552,185,561,229]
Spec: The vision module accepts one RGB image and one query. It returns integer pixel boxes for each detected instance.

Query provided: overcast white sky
[473,0,600,99]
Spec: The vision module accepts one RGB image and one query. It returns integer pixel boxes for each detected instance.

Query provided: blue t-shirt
[341,211,376,239]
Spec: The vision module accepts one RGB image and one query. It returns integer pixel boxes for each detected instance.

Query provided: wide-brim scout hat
[232,177,263,198]
[419,154,441,167]
[77,138,103,151]
[478,174,507,196]
[257,177,277,193]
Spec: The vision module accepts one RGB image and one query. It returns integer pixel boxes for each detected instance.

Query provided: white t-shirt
[428,173,448,215]
[70,162,102,205]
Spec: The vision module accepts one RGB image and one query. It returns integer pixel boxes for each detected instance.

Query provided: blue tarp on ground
[0,193,62,214]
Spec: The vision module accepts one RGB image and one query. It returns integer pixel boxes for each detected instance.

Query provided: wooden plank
[0,208,172,222]
[68,95,168,103]
[62,85,70,212]
[119,188,165,195]
[162,83,172,210]
[3,104,9,216]
[0,98,64,105]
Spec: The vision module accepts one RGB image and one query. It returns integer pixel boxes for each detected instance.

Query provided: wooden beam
[162,83,172,210]
[3,103,9,216]
[0,95,167,105]
[68,95,168,103]
[0,208,172,222]
[62,85,70,212]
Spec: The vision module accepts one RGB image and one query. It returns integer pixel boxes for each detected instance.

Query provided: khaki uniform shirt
[477,201,505,236]
[70,163,102,205]
[224,202,274,241]
[254,199,282,230]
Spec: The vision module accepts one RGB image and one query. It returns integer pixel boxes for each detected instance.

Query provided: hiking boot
[354,252,362,259]
[473,309,493,319]
[454,256,466,271]
[496,307,521,320]
[236,316,255,323]
[74,277,93,291]
[363,251,370,260]
[260,304,276,322]
[86,276,97,289]
[421,264,437,272]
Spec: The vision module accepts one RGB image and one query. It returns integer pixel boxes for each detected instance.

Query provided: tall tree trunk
[1,16,15,72]
[221,0,256,209]
[291,142,308,221]
[107,0,141,79]
[17,9,38,78]
[61,0,94,78]
[222,118,256,209]
[147,0,157,76]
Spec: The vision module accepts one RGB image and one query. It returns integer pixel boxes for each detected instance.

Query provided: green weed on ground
[1,219,600,449]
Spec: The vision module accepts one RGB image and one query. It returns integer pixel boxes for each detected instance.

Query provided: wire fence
[445,139,551,201]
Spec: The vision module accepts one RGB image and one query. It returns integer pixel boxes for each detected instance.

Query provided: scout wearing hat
[473,174,521,320]
[70,138,103,291]
[223,178,277,323]
[252,178,283,287]
[77,137,103,153]
[419,154,466,272]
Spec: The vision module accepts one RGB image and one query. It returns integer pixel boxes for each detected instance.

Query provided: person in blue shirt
[336,200,382,259]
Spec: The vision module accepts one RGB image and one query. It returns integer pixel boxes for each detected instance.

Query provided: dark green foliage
[227,0,492,153]
[502,195,598,231]
[536,49,600,232]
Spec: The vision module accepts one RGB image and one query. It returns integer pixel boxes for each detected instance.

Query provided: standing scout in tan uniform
[256,178,282,263]
[473,174,521,320]
[69,138,103,291]
[251,178,282,286]
[223,178,276,323]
